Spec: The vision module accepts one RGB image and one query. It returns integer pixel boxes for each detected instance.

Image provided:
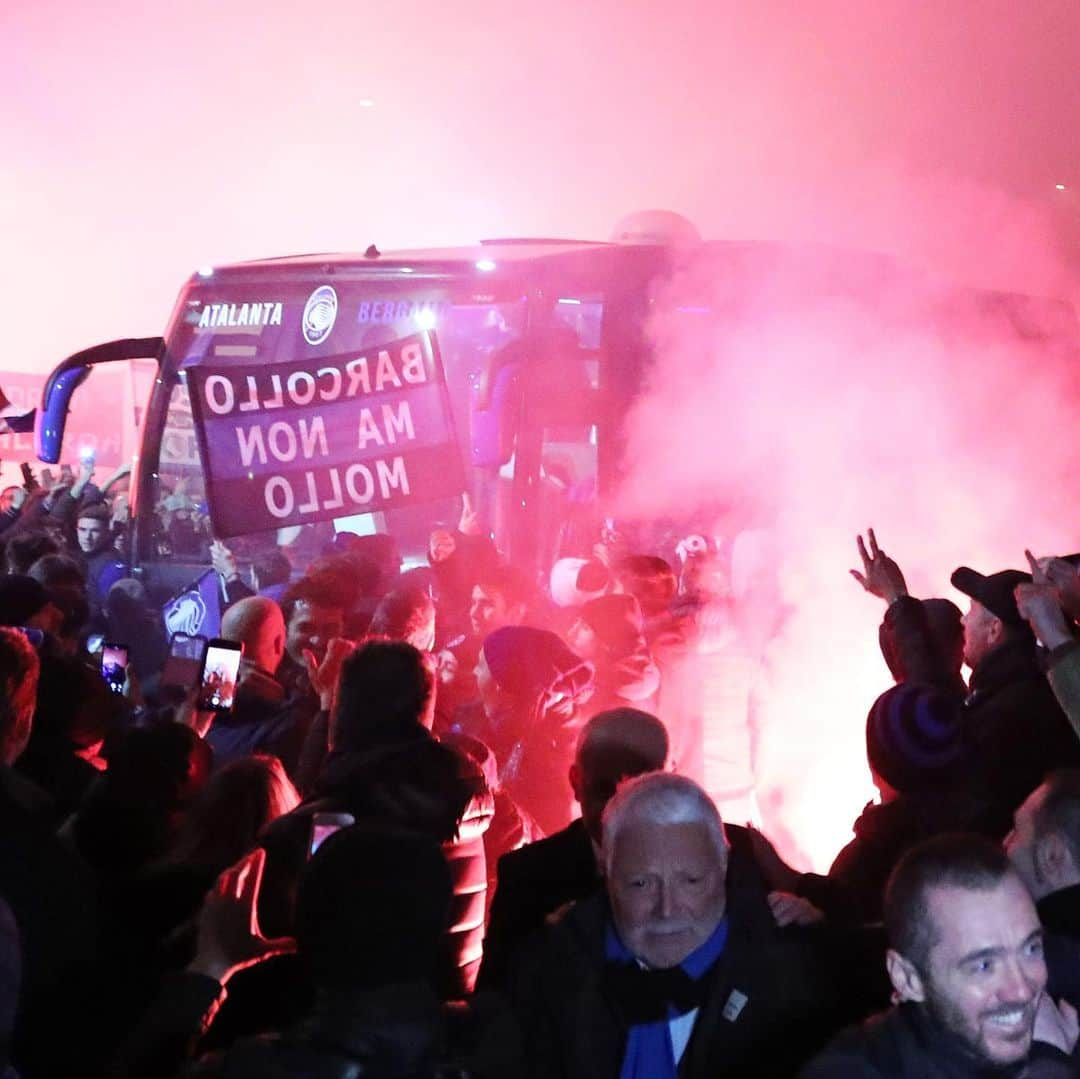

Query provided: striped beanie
[866,684,963,793]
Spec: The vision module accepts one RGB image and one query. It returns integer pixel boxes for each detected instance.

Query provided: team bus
[36,214,1078,611]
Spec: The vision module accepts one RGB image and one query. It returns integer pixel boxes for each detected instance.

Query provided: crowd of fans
[2,456,1080,1077]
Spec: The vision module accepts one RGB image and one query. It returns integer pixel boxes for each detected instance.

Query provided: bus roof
[210,239,615,274]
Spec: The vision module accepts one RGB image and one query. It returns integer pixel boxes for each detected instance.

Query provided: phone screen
[161,632,208,690]
[198,639,243,711]
[101,643,129,694]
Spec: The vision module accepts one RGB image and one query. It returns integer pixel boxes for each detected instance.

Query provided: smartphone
[197,638,243,712]
[20,463,38,492]
[79,446,96,466]
[161,632,208,691]
[101,642,129,694]
[309,812,355,856]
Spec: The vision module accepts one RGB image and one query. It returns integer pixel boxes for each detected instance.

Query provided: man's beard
[922,982,1036,1066]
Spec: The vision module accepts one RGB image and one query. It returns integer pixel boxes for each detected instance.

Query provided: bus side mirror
[469,362,521,468]
[37,366,90,464]
[36,337,164,464]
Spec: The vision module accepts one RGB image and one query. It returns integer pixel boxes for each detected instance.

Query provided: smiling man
[801,834,1079,1077]
[509,772,849,1079]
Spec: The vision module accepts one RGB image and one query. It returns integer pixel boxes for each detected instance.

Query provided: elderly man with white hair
[508,772,856,1079]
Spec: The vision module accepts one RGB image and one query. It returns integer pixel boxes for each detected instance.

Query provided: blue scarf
[604,917,729,1079]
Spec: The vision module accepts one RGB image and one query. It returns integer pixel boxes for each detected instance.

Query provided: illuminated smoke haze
[5,2,1080,864]
[616,241,1080,868]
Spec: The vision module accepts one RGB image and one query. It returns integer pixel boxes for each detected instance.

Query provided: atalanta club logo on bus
[302,285,338,346]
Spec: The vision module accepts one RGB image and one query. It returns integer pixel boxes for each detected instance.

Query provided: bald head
[221,596,286,675]
[571,708,669,843]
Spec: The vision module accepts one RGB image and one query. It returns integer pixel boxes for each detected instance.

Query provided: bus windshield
[143,272,593,582]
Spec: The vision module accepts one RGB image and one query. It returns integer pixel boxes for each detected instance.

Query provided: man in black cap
[951,564,1080,829]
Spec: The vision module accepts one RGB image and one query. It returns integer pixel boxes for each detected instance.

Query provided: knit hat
[0,575,52,627]
[866,684,963,793]
[482,626,594,707]
[549,557,610,609]
[950,566,1031,627]
[296,824,451,991]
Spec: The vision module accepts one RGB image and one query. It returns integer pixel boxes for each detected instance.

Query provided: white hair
[601,771,728,877]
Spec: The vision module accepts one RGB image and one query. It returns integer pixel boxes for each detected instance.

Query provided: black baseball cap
[950,566,1031,627]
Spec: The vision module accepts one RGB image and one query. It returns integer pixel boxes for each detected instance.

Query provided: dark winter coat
[796,787,1000,924]
[507,835,861,1079]
[479,816,598,991]
[799,1002,1077,1078]
[204,664,317,783]
[0,766,101,1078]
[113,973,519,1079]
[962,638,1080,831]
[258,728,494,998]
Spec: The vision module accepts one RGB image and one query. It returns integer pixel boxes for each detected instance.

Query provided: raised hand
[210,539,239,580]
[189,849,296,985]
[304,637,355,712]
[1016,550,1073,650]
[72,460,95,498]
[1039,555,1080,622]
[458,492,482,537]
[850,529,908,605]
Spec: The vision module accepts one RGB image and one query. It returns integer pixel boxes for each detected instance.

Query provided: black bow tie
[601,962,707,1025]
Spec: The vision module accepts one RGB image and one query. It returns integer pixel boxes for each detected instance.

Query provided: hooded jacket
[259,728,494,998]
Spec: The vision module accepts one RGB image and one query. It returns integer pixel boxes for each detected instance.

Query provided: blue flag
[162,569,222,640]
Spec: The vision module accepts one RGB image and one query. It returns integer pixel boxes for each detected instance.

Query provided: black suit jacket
[479,817,598,991]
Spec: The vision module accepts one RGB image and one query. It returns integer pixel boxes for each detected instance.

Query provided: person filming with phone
[200,597,320,785]
[257,640,494,999]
